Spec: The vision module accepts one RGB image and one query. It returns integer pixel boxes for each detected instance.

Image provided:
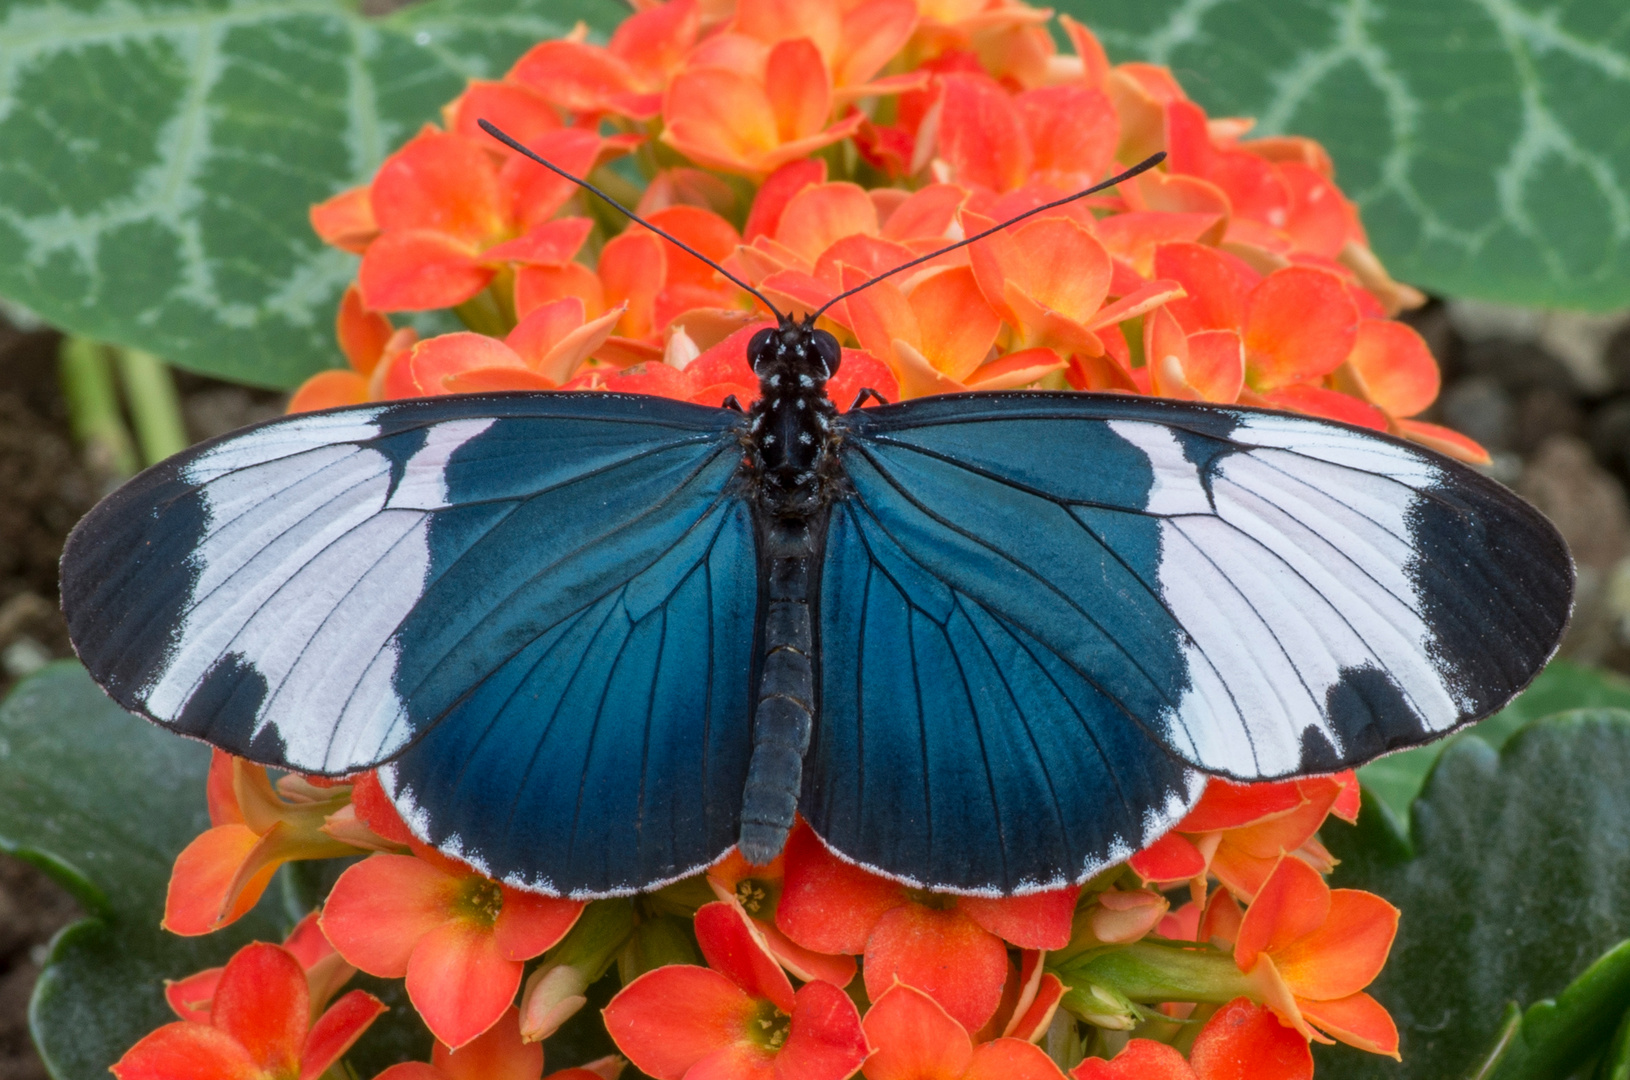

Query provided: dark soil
[0,301,1626,1074]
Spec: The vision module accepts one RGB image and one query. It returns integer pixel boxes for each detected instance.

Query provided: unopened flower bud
[520,962,590,1042]
[1088,888,1168,944]
[1069,983,1139,1031]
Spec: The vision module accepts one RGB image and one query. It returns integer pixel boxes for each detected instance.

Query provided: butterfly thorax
[747,321,841,519]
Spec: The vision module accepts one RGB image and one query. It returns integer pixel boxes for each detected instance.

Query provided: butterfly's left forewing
[62,393,760,896]
[808,393,1571,894]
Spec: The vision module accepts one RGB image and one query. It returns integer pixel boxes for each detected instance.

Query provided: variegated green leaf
[0,0,626,387]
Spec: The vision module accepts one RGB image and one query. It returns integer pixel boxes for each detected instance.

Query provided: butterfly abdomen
[739,517,820,865]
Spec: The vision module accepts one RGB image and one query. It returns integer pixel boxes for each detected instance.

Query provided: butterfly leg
[721,395,744,412]
[739,518,819,865]
[849,387,890,409]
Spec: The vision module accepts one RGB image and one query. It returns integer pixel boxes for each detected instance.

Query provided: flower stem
[58,335,139,479]
[1052,941,1255,1005]
[115,347,189,465]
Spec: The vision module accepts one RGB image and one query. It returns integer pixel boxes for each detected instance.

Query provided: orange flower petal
[1234,857,1330,974]
[1181,778,1306,833]
[383,333,528,399]
[695,900,797,1012]
[371,129,502,240]
[301,990,387,1079]
[778,980,870,1080]
[745,158,828,241]
[112,1024,263,1080]
[861,983,974,1080]
[407,919,523,1049]
[937,72,1031,192]
[1201,889,1245,949]
[843,270,919,365]
[446,81,560,147]
[1018,84,1118,191]
[336,284,393,375]
[163,825,271,936]
[826,347,900,410]
[1393,418,1491,465]
[967,1038,1069,1080]
[1005,971,1063,1043]
[493,889,584,963]
[505,297,588,368]
[165,967,223,1023]
[765,38,831,143]
[358,229,492,312]
[1153,242,1258,334]
[430,1006,543,1080]
[882,183,966,243]
[610,0,701,83]
[1129,831,1207,883]
[642,205,743,289]
[507,40,648,118]
[320,854,461,977]
[909,266,1000,381]
[603,966,758,1080]
[482,217,593,266]
[599,230,667,340]
[776,822,907,955]
[958,885,1078,951]
[515,262,605,322]
[1243,267,1359,390]
[1070,1039,1194,1080]
[1273,889,1398,1001]
[834,0,917,85]
[1296,992,1399,1057]
[212,943,308,1072]
[310,186,378,254]
[499,128,604,234]
[1343,318,1439,418]
[865,903,1009,1033]
[663,67,781,175]
[1259,385,1387,431]
[964,346,1067,390]
[1187,997,1313,1080]
[778,182,879,263]
[288,370,370,414]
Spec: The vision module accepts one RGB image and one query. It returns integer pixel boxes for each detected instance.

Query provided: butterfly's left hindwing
[808,393,1572,894]
[62,393,759,896]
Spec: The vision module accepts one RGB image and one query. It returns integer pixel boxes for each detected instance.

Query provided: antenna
[479,119,787,322]
[810,151,1167,322]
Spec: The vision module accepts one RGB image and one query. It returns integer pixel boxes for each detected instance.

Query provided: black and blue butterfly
[59,129,1573,900]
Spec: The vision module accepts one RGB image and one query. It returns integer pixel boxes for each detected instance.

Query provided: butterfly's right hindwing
[62,393,759,896]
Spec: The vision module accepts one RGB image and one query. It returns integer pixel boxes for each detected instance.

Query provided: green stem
[115,348,189,465]
[58,336,139,478]
[1052,941,1255,1005]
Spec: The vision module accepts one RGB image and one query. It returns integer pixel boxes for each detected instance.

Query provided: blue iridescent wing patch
[62,393,758,896]
[808,393,1572,894]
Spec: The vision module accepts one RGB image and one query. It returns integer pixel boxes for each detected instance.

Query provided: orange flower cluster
[131,1,1430,1075]
[139,753,1396,1077]
[294,0,1481,466]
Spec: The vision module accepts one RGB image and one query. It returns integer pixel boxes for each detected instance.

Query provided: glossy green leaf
[1481,940,1630,1080]
[1071,0,1630,311]
[1358,660,1630,822]
[0,0,626,388]
[1317,709,1630,1080]
[0,661,283,1078]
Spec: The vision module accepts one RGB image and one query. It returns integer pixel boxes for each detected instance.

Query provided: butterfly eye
[748,327,777,374]
[811,330,841,378]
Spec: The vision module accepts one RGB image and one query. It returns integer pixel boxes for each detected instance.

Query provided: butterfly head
[748,316,841,391]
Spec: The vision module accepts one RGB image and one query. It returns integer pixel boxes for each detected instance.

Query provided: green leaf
[1482,940,1630,1080]
[0,0,627,389]
[1069,0,1630,311]
[1358,660,1630,822]
[0,661,283,1078]
[1315,709,1630,1080]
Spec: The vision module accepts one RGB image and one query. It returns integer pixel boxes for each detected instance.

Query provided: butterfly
[59,129,1574,900]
